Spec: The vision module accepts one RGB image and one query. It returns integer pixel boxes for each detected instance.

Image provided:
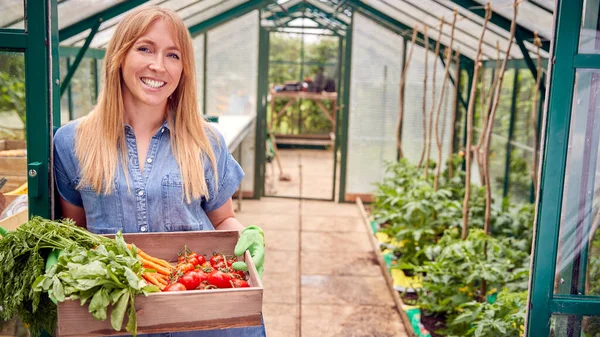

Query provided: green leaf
[89,288,110,314]
[52,277,65,302]
[124,267,141,290]
[126,293,137,337]
[110,291,129,331]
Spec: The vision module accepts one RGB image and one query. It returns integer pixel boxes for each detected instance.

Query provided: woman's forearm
[214,216,245,231]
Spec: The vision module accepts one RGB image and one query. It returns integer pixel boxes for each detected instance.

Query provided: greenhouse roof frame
[1,0,553,89]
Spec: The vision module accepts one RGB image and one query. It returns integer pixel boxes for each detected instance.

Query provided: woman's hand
[232,225,265,278]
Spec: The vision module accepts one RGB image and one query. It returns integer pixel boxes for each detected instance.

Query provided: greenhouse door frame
[256,26,346,202]
[527,0,600,334]
[0,0,58,219]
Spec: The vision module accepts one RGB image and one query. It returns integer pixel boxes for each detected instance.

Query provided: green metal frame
[0,29,28,51]
[338,11,353,203]
[60,17,102,96]
[59,46,106,59]
[254,17,270,199]
[526,0,600,334]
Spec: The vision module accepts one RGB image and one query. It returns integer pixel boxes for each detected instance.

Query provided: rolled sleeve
[203,128,245,212]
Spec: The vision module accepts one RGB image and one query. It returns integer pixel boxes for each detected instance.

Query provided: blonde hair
[75,6,218,203]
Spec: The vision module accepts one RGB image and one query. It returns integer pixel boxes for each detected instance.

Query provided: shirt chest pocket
[161,174,205,232]
[75,179,124,234]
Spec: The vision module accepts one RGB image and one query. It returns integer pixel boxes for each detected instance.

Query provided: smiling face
[121,18,183,112]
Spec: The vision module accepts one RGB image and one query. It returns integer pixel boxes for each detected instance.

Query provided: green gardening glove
[232,225,265,278]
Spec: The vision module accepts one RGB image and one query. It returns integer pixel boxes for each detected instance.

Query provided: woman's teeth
[141,78,166,88]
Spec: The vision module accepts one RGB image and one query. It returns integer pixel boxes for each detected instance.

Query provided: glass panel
[206,11,258,194]
[70,58,96,120]
[509,70,538,203]
[347,14,402,196]
[0,0,24,29]
[183,0,248,28]
[403,44,455,171]
[551,315,600,336]
[60,57,70,124]
[57,0,121,30]
[471,0,554,40]
[555,69,600,296]
[580,0,600,54]
[0,52,27,200]
[192,34,204,114]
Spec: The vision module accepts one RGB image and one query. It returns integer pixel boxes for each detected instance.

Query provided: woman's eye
[138,47,151,53]
[168,53,180,60]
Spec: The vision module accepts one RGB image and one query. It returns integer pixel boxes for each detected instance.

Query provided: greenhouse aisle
[236,197,408,337]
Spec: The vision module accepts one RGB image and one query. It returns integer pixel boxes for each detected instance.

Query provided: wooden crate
[0,140,27,193]
[57,230,264,337]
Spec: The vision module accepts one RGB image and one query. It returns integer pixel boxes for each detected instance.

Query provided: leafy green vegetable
[33,231,158,336]
[0,217,113,336]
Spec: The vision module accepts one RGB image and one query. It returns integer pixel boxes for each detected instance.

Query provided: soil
[397,291,447,337]
[420,314,447,337]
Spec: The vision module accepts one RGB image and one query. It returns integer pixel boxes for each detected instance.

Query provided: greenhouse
[0,0,597,336]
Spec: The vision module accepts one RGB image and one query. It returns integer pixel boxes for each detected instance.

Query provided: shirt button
[146,158,153,164]
[138,189,145,196]
[140,226,147,232]
[161,128,165,133]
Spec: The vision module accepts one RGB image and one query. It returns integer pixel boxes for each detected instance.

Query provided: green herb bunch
[33,231,158,336]
[0,217,113,336]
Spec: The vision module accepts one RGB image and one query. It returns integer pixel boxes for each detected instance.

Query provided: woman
[53,6,265,337]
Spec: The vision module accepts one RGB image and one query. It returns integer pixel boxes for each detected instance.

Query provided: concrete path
[236,197,409,337]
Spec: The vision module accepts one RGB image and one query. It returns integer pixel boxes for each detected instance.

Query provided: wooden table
[269,90,338,133]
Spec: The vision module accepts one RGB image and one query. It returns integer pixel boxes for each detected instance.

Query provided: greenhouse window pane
[358,0,479,60]
[471,0,553,40]
[192,34,204,114]
[551,315,600,336]
[57,0,121,30]
[403,44,455,171]
[0,0,24,29]
[347,14,402,195]
[183,0,249,29]
[555,69,600,297]
[580,0,600,54]
[0,52,27,197]
[69,58,96,120]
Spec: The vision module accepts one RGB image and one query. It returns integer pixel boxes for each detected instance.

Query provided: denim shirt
[53,119,244,234]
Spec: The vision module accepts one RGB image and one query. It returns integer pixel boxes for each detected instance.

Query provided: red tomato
[208,270,233,288]
[231,270,246,279]
[210,255,226,269]
[164,283,186,292]
[179,271,201,290]
[231,279,250,288]
[192,269,211,283]
[196,255,206,266]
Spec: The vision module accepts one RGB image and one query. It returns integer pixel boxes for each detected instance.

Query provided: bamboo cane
[420,26,430,171]
[420,20,444,172]
[476,42,502,185]
[482,0,520,235]
[434,12,458,191]
[448,49,461,179]
[397,28,419,158]
[462,3,491,241]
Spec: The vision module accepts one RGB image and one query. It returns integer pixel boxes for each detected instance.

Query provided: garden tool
[232,225,265,278]
[266,129,292,182]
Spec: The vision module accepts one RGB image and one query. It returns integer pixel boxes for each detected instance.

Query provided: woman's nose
[149,56,165,71]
